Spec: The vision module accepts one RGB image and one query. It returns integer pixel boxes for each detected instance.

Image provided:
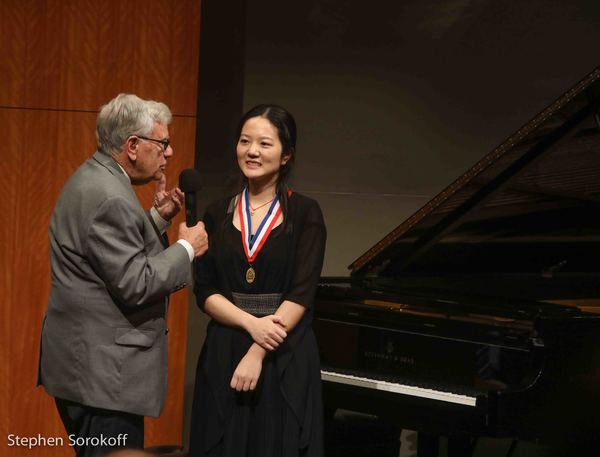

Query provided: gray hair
[96,93,172,155]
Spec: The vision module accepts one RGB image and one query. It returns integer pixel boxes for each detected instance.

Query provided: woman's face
[236,116,289,185]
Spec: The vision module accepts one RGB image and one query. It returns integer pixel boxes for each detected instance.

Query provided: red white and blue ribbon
[239,187,282,263]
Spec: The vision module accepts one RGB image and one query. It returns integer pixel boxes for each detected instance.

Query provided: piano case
[314,66,600,455]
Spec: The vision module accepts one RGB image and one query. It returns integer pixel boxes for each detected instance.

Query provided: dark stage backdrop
[241,0,600,276]
[2,0,201,454]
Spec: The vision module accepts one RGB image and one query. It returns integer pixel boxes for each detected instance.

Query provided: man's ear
[125,136,138,161]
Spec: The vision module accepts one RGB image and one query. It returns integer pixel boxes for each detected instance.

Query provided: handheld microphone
[178,168,202,227]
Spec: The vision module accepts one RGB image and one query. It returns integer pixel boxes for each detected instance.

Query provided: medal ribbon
[239,188,282,263]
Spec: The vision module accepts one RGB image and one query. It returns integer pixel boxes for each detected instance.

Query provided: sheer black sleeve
[283,198,327,308]
[193,202,221,310]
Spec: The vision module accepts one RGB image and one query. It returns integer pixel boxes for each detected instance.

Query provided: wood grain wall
[1,0,201,454]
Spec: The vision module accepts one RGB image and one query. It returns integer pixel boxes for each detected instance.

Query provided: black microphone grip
[179,168,202,228]
[184,192,197,227]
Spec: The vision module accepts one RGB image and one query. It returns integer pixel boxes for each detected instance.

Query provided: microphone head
[179,168,202,192]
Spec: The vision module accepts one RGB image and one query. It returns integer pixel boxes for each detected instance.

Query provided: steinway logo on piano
[363,342,415,365]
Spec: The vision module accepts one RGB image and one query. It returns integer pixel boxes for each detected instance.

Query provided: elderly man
[38,94,207,457]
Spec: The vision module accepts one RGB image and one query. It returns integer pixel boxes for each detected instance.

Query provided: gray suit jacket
[39,151,191,417]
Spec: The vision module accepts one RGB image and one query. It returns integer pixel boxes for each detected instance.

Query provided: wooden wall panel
[2,0,202,454]
[1,0,201,114]
[0,1,27,106]
[0,109,25,451]
[170,0,204,116]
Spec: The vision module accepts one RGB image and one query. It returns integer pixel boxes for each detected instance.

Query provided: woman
[189,105,326,457]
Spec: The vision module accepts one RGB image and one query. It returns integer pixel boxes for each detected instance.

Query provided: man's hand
[178,221,208,257]
[246,315,287,351]
[153,175,184,221]
[230,345,266,391]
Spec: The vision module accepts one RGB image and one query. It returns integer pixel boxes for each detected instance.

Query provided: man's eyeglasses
[135,135,171,152]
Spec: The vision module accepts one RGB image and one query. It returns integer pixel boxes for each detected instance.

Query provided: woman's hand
[246,315,287,351]
[230,345,266,391]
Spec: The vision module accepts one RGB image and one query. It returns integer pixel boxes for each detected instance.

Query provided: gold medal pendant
[245,266,256,284]
[239,188,282,286]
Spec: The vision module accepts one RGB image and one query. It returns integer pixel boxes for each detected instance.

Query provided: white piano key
[321,370,478,407]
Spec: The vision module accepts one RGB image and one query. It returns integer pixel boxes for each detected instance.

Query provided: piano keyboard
[321,370,478,407]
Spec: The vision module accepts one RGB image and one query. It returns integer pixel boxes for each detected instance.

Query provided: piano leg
[417,432,439,457]
[505,440,518,457]
[417,433,475,457]
[324,409,402,456]
[447,434,476,457]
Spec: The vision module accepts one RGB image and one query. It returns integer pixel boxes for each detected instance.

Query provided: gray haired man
[38,94,208,457]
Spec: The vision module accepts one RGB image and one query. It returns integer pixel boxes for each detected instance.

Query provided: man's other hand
[153,175,184,221]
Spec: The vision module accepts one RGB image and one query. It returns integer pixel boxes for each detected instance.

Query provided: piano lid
[350,67,600,296]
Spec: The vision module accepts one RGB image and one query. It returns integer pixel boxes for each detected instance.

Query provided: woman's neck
[247,177,277,200]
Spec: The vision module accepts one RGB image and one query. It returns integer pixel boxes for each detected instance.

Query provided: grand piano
[314,67,600,456]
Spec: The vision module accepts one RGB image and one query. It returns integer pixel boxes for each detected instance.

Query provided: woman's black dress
[189,192,326,457]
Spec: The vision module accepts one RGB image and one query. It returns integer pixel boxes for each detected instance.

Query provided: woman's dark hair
[236,104,296,232]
